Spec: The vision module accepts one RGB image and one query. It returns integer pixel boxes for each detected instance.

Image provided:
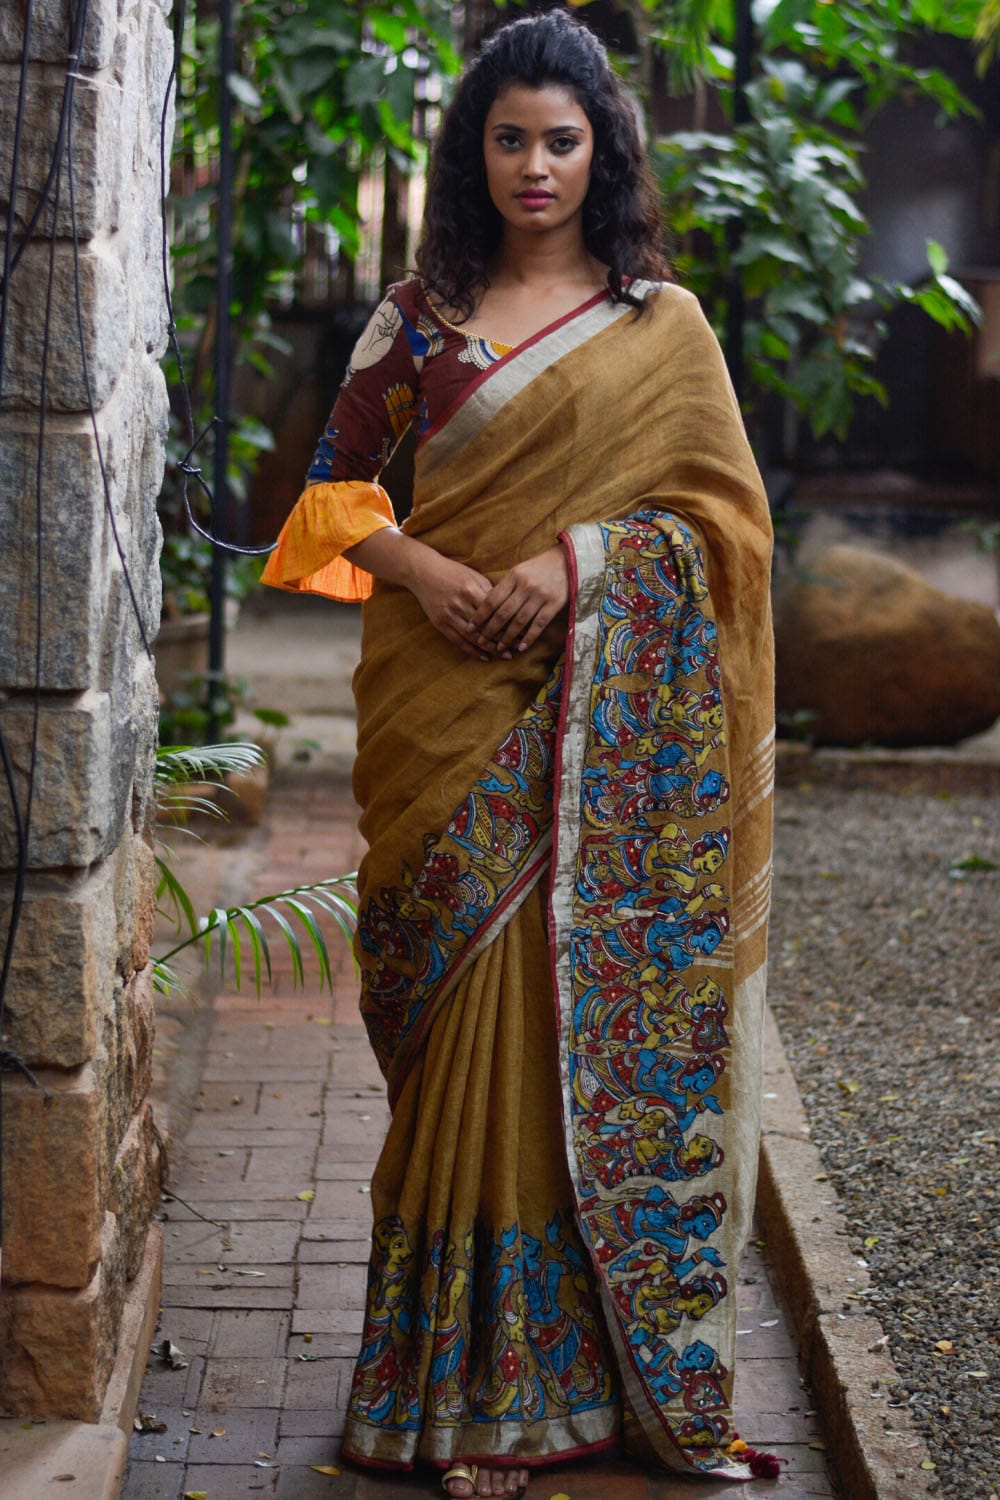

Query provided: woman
[262,12,775,1497]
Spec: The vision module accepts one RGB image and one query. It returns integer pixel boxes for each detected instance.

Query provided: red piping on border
[420,289,611,447]
[547,528,578,1039]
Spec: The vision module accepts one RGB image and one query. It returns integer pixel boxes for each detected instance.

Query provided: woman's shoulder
[381,276,437,321]
[633,278,700,314]
[632,280,716,340]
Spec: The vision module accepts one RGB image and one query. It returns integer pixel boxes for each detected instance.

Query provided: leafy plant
[649,0,985,448]
[159,532,262,621]
[162,0,461,538]
[154,742,358,997]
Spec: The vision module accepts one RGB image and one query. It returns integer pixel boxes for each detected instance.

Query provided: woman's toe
[442,1466,477,1498]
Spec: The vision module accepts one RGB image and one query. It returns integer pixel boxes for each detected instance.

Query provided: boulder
[773,544,1000,747]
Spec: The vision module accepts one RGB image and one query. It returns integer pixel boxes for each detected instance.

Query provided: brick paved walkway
[122,771,836,1500]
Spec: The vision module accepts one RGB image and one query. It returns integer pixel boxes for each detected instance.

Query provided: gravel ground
[768,761,1000,1500]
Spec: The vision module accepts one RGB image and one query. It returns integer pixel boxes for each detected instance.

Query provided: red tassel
[745,1447,787,1479]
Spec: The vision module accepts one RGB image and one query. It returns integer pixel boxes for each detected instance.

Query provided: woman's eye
[551,136,578,153]
[497,133,522,149]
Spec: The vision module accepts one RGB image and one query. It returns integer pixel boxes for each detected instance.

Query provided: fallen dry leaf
[296,1189,315,1202]
[53,1477,75,1483]
[184,1492,208,1500]
[209,1427,226,1438]
[309,1466,341,1476]
[934,1340,954,1353]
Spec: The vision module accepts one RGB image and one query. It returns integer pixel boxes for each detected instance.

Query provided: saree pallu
[343,283,775,1479]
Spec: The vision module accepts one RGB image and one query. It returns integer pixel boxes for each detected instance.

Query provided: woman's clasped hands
[454,544,570,660]
[409,543,569,660]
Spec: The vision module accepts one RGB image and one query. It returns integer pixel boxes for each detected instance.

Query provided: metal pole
[724,0,754,406]
[208,0,234,735]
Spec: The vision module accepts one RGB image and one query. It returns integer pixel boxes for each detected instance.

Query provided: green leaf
[934,273,982,326]
[236,906,270,995]
[950,854,999,873]
[767,283,828,323]
[236,417,276,452]
[155,856,200,939]
[732,233,810,268]
[226,72,262,110]
[926,238,949,276]
[253,707,292,729]
[229,916,241,990]
[282,899,333,990]
[209,906,230,976]
[266,904,305,986]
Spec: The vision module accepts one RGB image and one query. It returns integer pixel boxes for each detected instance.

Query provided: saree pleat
[346,884,621,1467]
[341,283,774,1479]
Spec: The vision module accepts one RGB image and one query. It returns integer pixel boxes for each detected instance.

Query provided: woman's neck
[488,226,605,294]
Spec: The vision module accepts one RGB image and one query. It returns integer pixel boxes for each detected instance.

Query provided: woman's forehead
[486,81,586,124]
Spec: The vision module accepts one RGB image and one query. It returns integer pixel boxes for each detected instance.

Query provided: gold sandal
[442,1463,479,1495]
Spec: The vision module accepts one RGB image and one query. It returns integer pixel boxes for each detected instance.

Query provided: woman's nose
[522,144,549,179]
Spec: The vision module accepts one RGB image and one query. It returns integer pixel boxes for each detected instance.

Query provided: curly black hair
[415,9,670,319]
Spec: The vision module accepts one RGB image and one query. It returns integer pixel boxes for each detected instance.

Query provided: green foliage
[161,0,461,602]
[172,0,459,326]
[159,531,261,619]
[157,670,291,748]
[650,0,983,444]
[153,742,359,998]
[975,0,1000,73]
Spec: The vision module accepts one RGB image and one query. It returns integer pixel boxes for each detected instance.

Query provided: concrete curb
[757,1005,939,1500]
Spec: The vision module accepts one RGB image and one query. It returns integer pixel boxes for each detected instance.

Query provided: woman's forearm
[343,526,437,592]
[344,527,497,658]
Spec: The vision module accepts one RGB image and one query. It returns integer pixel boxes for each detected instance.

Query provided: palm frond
[156,742,265,828]
[155,875,360,998]
[155,742,266,787]
[155,853,200,938]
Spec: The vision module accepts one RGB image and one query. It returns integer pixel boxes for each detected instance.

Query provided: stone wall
[0,0,172,1419]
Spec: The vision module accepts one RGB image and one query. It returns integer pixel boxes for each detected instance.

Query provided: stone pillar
[0,0,172,1420]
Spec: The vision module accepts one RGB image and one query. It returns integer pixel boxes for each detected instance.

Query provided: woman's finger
[512,600,560,652]
[466,580,517,639]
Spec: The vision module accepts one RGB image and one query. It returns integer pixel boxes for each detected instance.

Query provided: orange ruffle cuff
[260,480,397,602]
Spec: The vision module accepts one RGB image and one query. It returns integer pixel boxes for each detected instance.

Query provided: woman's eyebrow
[489,122,586,134]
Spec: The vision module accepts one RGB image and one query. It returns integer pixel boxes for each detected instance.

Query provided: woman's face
[482,82,593,238]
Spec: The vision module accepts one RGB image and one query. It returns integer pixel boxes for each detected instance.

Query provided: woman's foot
[442,1461,529,1497]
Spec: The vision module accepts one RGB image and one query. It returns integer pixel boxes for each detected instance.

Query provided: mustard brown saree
[263,280,775,1480]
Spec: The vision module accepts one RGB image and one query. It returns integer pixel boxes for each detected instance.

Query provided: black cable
[0,0,41,1281]
[0,0,36,395]
[65,6,153,659]
[0,0,88,298]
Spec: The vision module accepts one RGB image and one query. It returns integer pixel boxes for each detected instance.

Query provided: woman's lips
[516,191,554,209]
